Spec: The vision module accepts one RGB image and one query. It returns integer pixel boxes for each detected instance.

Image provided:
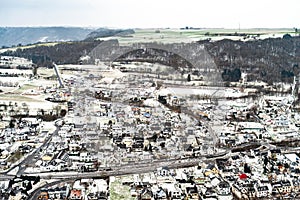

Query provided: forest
[1,40,103,68]
[204,35,300,83]
[1,35,300,83]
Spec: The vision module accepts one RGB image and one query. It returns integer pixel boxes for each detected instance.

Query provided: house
[0,180,9,194]
[130,186,138,197]
[271,180,293,197]
[75,161,98,172]
[154,187,167,200]
[167,184,182,199]
[281,180,293,195]
[19,144,32,153]
[70,189,83,200]
[253,179,271,198]
[293,179,300,193]
[255,185,269,198]
[139,187,153,200]
[47,185,70,200]
[38,189,49,200]
[203,164,219,177]
[271,182,282,197]
[200,186,218,199]
[216,181,232,197]
[70,180,85,200]
[68,143,82,156]
[232,181,256,199]
[80,179,108,200]
[157,167,173,177]
[185,186,199,199]
[79,152,96,163]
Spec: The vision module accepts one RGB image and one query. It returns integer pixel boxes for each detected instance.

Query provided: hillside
[204,36,300,83]
[85,28,135,40]
[1,40,103,67]
[0,27,135,48]
[0,27,93,47]
[1,33,300,84]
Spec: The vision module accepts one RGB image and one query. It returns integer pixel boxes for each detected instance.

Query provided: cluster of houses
[34,122,99,173]
[35,178,108,200]
[45,72,212,167]
[28,69,212,173]
[0,117,45,171]
[213,95,300,149]
[114,147,300,200]
[2,56,300,200]
[0,178,108,200]
[0,56,34,81]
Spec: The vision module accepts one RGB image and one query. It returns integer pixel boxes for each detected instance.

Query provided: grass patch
[16,84,37,92]
[110,178,135,200]
[7,150,24,163]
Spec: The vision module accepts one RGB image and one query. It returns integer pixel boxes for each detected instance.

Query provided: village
[1,55,300,200]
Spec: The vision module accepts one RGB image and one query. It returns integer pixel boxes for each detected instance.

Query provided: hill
[0,27,135,48]
[204,35,300,83]
[1,31,299,84]
[85,28,135,40]
[1,40,103,67]
[0,27,94,47]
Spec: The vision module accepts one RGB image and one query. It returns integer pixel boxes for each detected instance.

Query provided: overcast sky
[0,0,299,28]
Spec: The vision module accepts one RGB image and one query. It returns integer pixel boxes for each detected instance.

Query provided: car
[0,161,7,165]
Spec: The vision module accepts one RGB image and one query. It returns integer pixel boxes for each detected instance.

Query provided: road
[1,85,290,199]
[0,126,59,179]
[181,106,219,150]
[4,139,297,199]
[26,152,228,200]
[17,127,59,176]
[23,148,229,181]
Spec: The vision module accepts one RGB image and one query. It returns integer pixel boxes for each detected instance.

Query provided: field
[110,177,135,200]
[97,28,296,45]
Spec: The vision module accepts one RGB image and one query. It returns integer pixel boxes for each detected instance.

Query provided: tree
[232,68,241,82]
[284,163,289,170]
[187,74,191,82]
[60,109,67,117]
[9,119,15,128]
[221,68,241,82]
[26,181,32,191]
[263,156,269,166]
[244,163,251,173]
[283,33,292,39]
[32,66,38,77]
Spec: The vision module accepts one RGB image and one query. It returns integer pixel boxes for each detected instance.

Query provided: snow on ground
[98,69,125,84]
[0,69,32,75]
[143,99,160,107]
[0,56,32,66]
[165,87,246,98]
[40,121,56,133]
[7,166,19,176]
[58,64,108,71]
[38,36,49,43]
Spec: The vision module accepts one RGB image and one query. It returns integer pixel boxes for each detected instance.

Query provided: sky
[0,0,299,29]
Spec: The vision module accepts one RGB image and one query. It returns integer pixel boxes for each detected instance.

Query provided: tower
[292,75,299,101]
[53,62,64,88]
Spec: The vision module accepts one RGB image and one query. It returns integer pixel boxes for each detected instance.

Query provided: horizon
[0,26,296,30]
[0,0,299,29]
